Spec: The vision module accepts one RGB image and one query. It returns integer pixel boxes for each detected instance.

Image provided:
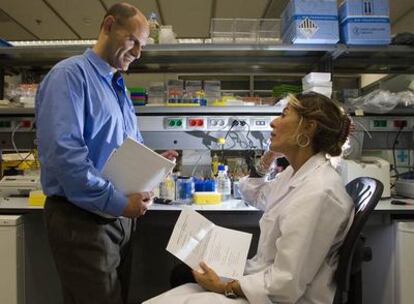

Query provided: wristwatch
[224,280,238,299]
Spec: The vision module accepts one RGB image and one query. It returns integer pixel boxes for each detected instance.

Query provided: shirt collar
[84,48,115,80]
[289,153,328,188]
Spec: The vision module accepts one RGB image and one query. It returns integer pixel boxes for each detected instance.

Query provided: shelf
[333,45,414,74]
[0,105,282,116]
[0,43,412,74]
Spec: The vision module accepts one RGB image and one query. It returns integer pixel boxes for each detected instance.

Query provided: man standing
[35,3,177,304]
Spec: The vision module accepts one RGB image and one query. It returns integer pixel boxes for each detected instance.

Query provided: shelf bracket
[329,44,347,60]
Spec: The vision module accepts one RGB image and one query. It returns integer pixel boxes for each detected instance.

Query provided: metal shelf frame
[1,43,412,73]
[0,43,413,99]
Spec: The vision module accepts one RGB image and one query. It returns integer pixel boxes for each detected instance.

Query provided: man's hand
[160,150,179,162]
[122,191,154,218]
[192,262,225,294]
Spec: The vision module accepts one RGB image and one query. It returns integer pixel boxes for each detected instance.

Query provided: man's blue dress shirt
[35,49,143,217]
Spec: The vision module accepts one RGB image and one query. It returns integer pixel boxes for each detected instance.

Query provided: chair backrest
[334,177,384,303]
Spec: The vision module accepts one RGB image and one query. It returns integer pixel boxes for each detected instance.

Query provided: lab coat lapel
[289,153,327,189]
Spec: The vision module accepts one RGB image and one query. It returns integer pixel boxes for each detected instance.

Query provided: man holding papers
[35,3,177,304]
[144,93,354,304]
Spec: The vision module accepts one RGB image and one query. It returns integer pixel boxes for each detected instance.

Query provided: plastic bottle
[216,164,231,201]
[159,174,175,200]
[148,13,160,44]
[211,153,219,176]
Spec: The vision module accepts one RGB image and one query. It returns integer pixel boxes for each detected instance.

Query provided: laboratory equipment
[394,221,414,304]
[148,13,160,44]
[216,165,231,201]
[394,179,414,198]
[175,176,194,204]
[159,174,175,200]
[0,175,40,197]
[334,156,390,198]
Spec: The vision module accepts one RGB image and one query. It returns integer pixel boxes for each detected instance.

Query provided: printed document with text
[166,208,252,279]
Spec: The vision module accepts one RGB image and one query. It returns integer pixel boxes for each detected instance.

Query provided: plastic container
[210,18,234,43]
[234,19,258,43]
[194,178,216,192]
[204,80,221,104]
[147,82,165,105]
[167,79,184,103]
[159,25,177,44]
[159,174,175,200]
[216,165,231,201]
[175,176,194,204]
[258,19,281,43]
[232,181,242,199]
[193,192,221,205]
[148,13,160,44]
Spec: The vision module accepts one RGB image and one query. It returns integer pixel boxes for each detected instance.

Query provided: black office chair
[333,177,384,304]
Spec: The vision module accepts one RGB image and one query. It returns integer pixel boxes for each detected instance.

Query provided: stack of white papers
[166,208,252,279]
[102,138,175,194]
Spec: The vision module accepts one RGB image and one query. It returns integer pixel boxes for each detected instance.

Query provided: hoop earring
[296,133,310,148]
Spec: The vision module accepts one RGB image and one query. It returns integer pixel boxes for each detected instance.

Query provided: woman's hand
[192,262,225,294]
[260,150,282,170]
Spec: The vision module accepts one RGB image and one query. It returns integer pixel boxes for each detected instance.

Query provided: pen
[391,200,408,205]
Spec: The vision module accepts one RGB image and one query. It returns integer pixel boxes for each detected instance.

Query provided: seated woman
[144,92,354,304]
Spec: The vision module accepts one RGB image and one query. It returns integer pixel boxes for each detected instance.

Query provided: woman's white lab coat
[143,153,354,304]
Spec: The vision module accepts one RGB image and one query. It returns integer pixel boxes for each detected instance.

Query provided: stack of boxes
[302,72,332,98]
[204,80,221,105]
[128,87,146,106]
[280,0,390,46]
[339,0,391,45]
[281,0,339,44]
[147,82,165,105]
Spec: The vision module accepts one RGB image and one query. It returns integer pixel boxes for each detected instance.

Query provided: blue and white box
[281,0,339,44]
[339,0,391,45]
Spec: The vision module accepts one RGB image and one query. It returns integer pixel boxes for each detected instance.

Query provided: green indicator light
[169,120,175,127]
[176,120,182,126]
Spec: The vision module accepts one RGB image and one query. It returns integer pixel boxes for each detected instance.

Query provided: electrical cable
[243,121,256,149]
[220,120,239,163]
[353,120,372,139]
[190,149,212,177]
[13,150,34,168]
[11,123,26,161]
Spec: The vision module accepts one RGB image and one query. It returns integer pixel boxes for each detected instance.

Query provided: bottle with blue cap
[216,164,231,201]
[148,12,160,44]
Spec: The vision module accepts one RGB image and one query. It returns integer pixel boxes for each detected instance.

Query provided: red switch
[20,120,31,128]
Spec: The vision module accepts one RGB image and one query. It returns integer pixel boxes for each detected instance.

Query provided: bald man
[36,3,177,303]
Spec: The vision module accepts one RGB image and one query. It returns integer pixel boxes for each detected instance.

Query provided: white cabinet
[395,222,414,304]
[0,215,24,304]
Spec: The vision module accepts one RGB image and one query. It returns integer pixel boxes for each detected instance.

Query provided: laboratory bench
[2,196,414,214]
[0,197,263,304]
[1,197,414,304]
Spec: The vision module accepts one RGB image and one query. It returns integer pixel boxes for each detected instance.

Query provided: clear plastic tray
[210,18,281,44]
